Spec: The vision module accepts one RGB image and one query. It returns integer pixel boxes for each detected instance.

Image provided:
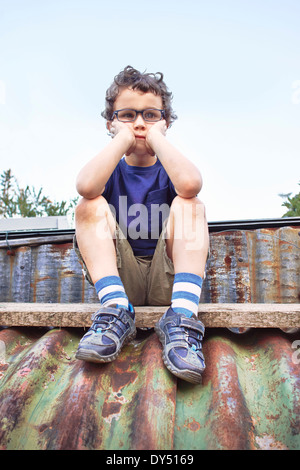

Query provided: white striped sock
[171,272,203,318]
[94,276,129,309]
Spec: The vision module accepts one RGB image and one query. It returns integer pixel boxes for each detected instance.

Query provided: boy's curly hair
[101,66,177,126]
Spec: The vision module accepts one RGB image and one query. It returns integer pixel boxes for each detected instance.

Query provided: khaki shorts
[73,221,175,306]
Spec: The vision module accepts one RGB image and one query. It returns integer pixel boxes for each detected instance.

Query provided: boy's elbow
[76,178,103,199]
[76,178,89,198]
[192,176,203,195]
[177,175,203,198]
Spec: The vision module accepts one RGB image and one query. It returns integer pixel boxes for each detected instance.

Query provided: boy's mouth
[135,135,146,140]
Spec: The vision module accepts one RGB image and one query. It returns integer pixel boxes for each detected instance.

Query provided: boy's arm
[146,123,203,198]
[76,128,134,199]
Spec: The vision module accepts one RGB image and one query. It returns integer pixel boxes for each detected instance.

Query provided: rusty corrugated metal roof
[0,326,299,450]
[0,225,299,305]
[0,221,299,450]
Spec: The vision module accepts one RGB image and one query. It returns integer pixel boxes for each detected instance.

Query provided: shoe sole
[155,322,204,384]
[75,328,137,363]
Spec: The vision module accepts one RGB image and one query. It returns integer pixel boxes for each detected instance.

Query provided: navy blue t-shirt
[102,158,177,256]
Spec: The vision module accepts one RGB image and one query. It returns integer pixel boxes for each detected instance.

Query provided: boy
[74,66,209,384]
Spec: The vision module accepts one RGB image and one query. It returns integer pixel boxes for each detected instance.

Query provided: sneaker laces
[91,315,116,333]
[183,327,203,352]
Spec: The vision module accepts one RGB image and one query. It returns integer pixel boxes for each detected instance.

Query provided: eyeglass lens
[116,109,163,122]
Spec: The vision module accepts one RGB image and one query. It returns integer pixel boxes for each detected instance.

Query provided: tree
[0,169,78,218]
[279,182,300,217]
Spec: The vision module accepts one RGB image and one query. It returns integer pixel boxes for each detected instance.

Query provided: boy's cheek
[147,121,167,140]
[153,120,167,134]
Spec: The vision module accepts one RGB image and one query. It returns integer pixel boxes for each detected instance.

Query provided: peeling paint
[1,227,299,306]
[0,327,298,450]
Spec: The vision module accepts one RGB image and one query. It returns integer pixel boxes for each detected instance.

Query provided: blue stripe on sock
[94,275,128,308]
[173,272,203,288]
[94,275,123,293]
[171,307,195,318]
[171,272,203,318]
[101,291,127,304]
[171,291,199,305]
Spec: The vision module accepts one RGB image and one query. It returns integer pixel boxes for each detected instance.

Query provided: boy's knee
[75,195,109,222]
[171,195,206,219]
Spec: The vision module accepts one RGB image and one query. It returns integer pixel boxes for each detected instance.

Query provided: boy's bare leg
[165,196,209,277]
[75,196,136,364]
[75,195,119,283]
[154,195,209,384]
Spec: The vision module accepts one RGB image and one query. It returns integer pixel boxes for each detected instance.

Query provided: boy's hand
[108,119,167,157]
[108,121,136,155]
[146,120,168,155]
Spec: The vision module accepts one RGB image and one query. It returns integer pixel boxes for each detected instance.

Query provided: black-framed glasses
[111,108,165,123]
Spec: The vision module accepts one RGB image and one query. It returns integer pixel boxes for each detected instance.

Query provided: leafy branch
[0,169,78,218]
[279,182,300,217]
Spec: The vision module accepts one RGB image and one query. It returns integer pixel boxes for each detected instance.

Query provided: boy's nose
[133,114,146,128]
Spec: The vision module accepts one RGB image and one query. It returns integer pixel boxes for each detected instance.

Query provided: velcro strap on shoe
[179,316,205,336]
[188,330,204,344]
[91,307,133,327]
[91,306,121,320]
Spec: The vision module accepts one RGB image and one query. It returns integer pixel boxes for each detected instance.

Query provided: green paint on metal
[235,332,300,450]
[1,328,299,450]
[174,379,213,450]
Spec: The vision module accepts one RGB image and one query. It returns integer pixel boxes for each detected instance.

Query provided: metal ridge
[0,217,299,242]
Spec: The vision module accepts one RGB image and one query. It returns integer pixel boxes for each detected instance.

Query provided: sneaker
[155,307,205,384]
[75,304,136,363]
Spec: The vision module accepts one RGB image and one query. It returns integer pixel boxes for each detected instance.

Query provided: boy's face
[108,87,165,158]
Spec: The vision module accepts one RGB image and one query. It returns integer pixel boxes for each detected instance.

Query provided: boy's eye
[143,109,162,121]
[144,111,156,119]
[118,110,136,121]
[115,108,163,122]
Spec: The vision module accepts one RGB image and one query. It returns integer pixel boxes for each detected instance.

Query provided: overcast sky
[1,0,299,223]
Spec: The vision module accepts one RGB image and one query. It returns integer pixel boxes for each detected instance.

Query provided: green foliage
[279,182,300,217]
[0,169,78,218]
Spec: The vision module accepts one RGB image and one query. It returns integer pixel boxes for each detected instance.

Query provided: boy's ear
[106,121,111,131]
